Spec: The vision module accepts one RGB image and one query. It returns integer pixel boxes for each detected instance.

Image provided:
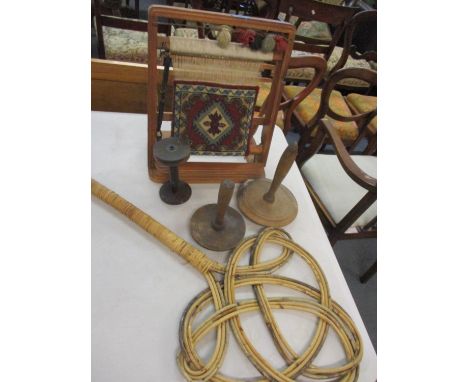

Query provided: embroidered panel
[173,81,258,156]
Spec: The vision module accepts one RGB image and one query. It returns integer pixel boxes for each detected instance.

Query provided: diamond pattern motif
[194,102,234,144]
[172,81,258,156]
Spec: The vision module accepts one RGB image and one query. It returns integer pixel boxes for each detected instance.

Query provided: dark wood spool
[153,137,192,205]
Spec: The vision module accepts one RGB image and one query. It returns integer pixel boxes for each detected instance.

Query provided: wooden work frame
[147,5,295,183]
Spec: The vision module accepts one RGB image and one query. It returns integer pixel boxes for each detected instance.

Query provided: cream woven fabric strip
[169,36,274,62]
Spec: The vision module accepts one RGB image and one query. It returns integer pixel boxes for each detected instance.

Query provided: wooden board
[91,59,175,114]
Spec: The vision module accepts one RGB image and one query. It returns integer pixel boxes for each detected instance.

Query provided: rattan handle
[91,179,214,274]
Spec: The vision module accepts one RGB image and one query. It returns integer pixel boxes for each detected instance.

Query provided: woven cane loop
[178,228,362,381]
[92,180,363,381]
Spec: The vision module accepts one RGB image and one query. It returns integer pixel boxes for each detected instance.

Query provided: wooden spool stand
[190,180,246,251]
[147,5,295,183]
[238,143,299,227]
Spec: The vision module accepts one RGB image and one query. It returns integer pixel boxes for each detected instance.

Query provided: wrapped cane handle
[91,179,215,274]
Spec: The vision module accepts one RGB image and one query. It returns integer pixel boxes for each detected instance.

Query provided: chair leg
[360,261,377,283]
[363,133,377,155]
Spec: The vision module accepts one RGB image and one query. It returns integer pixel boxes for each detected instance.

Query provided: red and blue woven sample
[172,81,259,156]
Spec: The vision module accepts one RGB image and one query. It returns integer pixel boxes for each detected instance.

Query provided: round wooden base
[159,181,192,205]
[190,204,246,251]
[237,179,298,227]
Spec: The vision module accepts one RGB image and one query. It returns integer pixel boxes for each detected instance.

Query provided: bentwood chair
[286,67,376,155]
[298,118,376,247]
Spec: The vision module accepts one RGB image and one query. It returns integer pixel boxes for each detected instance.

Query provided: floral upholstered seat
[102,25,149,63]
[296,21,332,41]
[283,86,359,142]
[278,12,332,42]
[101,26,198,64]
[346,93,377,133]
[328,47,375,87]
[286,47,375,87]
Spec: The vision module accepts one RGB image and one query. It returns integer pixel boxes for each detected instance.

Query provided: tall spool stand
[238,142,299,227]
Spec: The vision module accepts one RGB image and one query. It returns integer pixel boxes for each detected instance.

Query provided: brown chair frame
[275,0,358,61]
[262,55,327,134]
[328,9,377,78]
[299,118,377,245]
[295,67,377,161]
[256,55,327,134]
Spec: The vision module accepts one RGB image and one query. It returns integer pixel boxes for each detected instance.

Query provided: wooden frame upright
[147,5,295,183]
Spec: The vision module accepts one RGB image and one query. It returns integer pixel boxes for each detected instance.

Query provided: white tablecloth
[92,111,377,381]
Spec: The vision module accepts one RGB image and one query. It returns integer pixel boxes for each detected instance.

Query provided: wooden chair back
[94,0,173,60]
[275,0,358,59]
[94,0,149,59]
[297,67,377,161]
[329,9,377,75]
[147,5,295,183]
[189,0,261,16]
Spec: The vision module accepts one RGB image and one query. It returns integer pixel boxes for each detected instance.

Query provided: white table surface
[91,111,377,382]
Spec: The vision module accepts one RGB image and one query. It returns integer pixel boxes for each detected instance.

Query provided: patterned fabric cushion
[101,25,196,64]
[256,82,272,108]
[102,25,149,63]
[173,81,258,155]
[286,50,323,80]
[278,12,332,42]
[346,93,377,133]
[255,82,284,129]
[173,28,199,38]
[296,21,332,41]
[328,46,374,88]
[286,50,323,81]
[283,86,358,142]
[286,47,376,87]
